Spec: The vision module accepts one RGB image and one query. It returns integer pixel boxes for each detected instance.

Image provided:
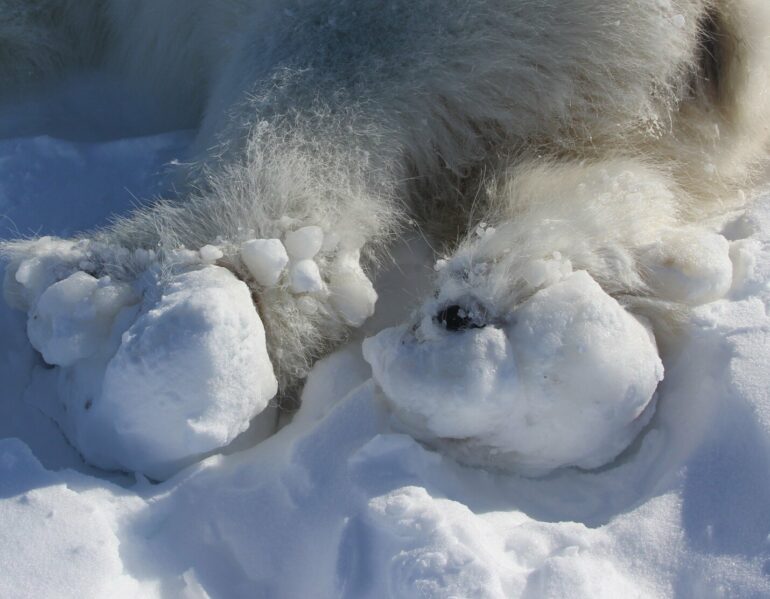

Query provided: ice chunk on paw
[640,228,732,305]
[520,253,573,290]
[77,265,277,480]
[27,272,137,367]
[199,244,223,263]
[284,226,324,260]
[328,249,377,326]
[3,237,89,310]
[289,259,325,294]
[240,238,289,287]
[729,238,763,293]
[363,271,663,475]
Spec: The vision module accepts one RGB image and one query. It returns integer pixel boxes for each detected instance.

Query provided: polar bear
[1,0,769,477]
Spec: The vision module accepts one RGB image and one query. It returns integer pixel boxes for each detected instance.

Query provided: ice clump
[520,253,573,290]
[72,265,277,479]
[27,272,137,367]
[284,225,324,260]
[199,244,223,263]
[3,237,89,310]
[289,259,325,294]
[363,270,663,475]
[328,250,377,326]
[240,238,289,287]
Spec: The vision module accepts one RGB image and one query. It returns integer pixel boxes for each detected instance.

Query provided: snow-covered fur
[1,0,769,471]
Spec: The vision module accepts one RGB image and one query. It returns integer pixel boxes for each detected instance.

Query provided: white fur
[1,0,769,398]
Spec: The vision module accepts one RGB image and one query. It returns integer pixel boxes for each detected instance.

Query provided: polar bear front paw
[3,239,278,479]
[363,270,663,476]
[82,265,278,479]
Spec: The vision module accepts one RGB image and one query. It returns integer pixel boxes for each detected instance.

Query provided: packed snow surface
[1,76,770,598]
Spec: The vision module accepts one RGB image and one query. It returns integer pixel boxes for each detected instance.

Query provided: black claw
[437,304,485,331]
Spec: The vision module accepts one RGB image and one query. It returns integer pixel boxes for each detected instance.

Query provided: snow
[520,253,573,289]
[4,237,90,310]
[240,238,289,287]
[1,74,770,598]
[0,439,139,599]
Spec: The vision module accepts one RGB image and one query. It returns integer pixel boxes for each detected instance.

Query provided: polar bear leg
[364,160,733,475]
[0,106,401,462]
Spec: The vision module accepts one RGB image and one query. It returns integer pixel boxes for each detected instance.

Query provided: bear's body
[1,0,769,477]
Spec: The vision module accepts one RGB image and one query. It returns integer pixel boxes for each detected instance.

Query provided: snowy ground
[1,75,770,598]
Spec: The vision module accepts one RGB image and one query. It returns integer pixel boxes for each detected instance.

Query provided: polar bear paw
[3,239,277,480]
[363,269,663,476]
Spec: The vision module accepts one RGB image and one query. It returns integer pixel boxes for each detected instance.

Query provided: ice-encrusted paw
[3,239,278,479]
[83,265,278,479]
[363,269,663,476]
[3,223,378,478]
